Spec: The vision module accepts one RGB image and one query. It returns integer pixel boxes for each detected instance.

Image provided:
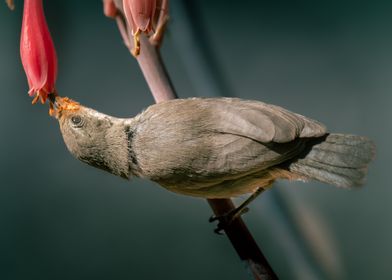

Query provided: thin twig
[135,34,177,102]
[109,2,277,279]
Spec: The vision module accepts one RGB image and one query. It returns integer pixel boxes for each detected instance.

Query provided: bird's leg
[209,187,266,234]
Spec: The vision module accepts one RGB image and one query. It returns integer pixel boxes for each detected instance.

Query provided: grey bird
[53,96,375,202]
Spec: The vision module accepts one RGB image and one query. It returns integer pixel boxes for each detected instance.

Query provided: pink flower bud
[123,0,157,35]
[20,0,57,104]
[122,0,168,56]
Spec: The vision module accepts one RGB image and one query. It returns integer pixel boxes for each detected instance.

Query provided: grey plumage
[55,97,375,198]
[289,134,375,187]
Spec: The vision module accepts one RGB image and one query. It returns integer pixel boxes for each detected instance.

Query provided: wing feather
[202,98,326,143]
[135,98,327,194]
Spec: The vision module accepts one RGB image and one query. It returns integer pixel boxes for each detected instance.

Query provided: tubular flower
[122,0,168,56]
[123,0,156,35]
[20,0,57,104]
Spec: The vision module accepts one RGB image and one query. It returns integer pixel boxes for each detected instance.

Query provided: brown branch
[109,2,277,279]
[208,199,277,280]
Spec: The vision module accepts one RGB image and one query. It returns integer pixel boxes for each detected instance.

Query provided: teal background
[0,0,391,279]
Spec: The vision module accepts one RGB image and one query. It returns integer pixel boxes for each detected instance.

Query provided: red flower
[20,0,57,104]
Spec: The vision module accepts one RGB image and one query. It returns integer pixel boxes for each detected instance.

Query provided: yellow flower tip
[31,94,40,104]
[39,92,46,104]
[132,30,141,56]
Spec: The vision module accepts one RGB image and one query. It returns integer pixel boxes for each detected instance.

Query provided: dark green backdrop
[0,1,390,279]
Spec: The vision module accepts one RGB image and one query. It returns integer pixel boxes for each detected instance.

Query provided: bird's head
[51,96,130,179]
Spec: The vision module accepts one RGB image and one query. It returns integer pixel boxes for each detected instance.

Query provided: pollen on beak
[48,95,80,118]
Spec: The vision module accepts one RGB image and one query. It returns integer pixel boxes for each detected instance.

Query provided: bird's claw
[214,222,225,235]
[209,207,250,234]
[209,215,227,235]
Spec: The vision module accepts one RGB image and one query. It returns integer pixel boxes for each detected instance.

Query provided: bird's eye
[71,115,84,127]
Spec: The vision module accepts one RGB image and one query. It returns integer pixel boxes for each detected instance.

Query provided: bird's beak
[48,94,81,118]
[48,93,59,117]
[48,93,56,104]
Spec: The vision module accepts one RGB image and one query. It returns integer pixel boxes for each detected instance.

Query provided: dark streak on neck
[125,124,139,168]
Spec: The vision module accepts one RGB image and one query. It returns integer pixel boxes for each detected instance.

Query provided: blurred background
[0,0,391,279]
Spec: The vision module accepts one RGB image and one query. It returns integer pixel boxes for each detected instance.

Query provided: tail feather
[289,134,375,188]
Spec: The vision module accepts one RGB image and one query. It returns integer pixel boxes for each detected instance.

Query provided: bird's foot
[208,187,266,234]
[209,206,250,234]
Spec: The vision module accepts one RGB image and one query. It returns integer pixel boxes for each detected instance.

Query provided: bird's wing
[135,98,327,194]
[202,98,327,143]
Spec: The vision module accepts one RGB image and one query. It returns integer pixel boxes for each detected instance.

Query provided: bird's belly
[154,170,278,198]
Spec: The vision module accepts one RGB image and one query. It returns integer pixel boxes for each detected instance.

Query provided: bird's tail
[288,134,375,187]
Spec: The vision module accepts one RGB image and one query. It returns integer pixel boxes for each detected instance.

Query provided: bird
[51,95,375,221]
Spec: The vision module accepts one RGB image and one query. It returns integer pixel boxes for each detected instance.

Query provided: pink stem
[136,34,177,102]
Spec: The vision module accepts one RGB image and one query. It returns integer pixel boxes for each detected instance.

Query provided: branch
[108,2,277,279]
